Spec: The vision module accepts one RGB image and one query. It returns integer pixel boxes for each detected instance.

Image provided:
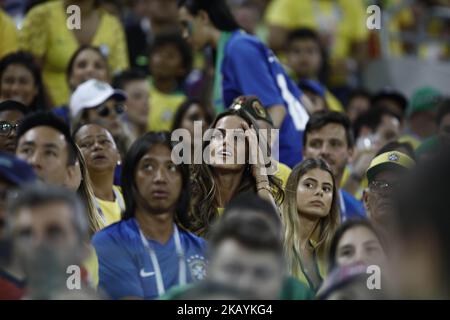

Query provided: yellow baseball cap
[366,151,415,182]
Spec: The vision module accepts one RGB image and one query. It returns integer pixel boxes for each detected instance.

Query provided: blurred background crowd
[0,0,450,300]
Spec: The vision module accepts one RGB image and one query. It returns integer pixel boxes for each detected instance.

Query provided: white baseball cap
[69,79,127,118]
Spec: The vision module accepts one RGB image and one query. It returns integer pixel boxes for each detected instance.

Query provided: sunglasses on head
[0,121,20,136]
[96,103,126,117]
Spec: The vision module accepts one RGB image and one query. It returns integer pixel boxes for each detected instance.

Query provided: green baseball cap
[407,87,442,117]
[230,95,273,126]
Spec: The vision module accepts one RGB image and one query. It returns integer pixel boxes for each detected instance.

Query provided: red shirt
[0,269,26,300]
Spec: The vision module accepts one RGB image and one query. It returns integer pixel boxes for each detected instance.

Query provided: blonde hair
[282,158,340,279]
[75,145,104,235]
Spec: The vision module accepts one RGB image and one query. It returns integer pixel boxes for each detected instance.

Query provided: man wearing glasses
[0,100,29,154]
[69,79,133,157]
[363,151,415,231]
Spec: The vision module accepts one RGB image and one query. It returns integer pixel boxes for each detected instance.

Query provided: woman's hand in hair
[242,122,270,187]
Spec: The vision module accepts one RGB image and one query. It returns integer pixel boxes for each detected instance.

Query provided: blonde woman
[282,158,340,292]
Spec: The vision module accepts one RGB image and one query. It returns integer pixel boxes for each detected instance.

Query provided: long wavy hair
[282,158,340,279]
[190,108,284,237]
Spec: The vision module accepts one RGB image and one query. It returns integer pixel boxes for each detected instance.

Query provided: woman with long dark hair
[0,51,48,112]
[190,104,284,237]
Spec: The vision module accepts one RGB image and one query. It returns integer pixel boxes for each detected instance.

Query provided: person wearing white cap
[70,79,134,156]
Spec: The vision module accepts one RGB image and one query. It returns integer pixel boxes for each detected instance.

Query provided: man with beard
[363,150,414,233]
[92,132,207,300]
[303,111,365,221]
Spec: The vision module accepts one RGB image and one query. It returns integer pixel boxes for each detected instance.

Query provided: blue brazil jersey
[340,189,366,222]
[92,218,207,300]
[221,30,310,168]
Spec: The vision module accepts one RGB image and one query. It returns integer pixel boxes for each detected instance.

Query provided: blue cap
[0,152,37,186]
[298,79,326,97]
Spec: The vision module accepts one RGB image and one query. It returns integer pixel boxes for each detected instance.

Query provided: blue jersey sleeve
[224,37,285,108]
[92,230,144,299]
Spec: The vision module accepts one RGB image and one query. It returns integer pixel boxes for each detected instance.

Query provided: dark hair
[171,98,213,131]
[149,32,193,84]
[66,45,109,89]
[304,111,355,148]
[121,132,191,228]
[223,192,281,231]
[376,140,416,160]
[209,206,283,256]
[353,106,401,139]
[286,28,329,83]
[16,112,78,165]
[436,98,450,126]
[395,149,450,296]
[0,100,29,115]
[371,89,408,115]
[287,28,320,44]
[8,183,89,241]
[328,219,384,272]
[0,51,48,111]
[112,68,147,90]
[347,88,372,107]
[190,107,285,237]
[178,0,240,31]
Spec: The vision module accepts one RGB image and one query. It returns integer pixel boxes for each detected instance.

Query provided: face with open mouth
[209,115,249,171]
[75,124,120,174]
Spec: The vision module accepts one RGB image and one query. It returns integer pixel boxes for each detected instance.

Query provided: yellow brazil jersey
[82,245,99,289]
[95,186,124,227]
[0,9,18,59]
[274,160,291,189]
[147,81,186,132]
[325,89,344,113]
[265,0,368,62]
[19,0,129,106]
[340,166,367,201]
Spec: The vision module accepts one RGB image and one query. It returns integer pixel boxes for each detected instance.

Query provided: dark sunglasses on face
[96,103,126,117]
[0,121,20,136]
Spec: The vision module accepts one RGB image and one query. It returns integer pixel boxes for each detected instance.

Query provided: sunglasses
[96,104,126,117]
[0,121,20,136]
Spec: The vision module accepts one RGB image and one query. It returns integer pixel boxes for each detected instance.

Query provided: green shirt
[160,276,314,300]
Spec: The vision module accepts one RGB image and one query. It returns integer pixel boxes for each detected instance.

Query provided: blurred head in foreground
[207,193,284,299]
